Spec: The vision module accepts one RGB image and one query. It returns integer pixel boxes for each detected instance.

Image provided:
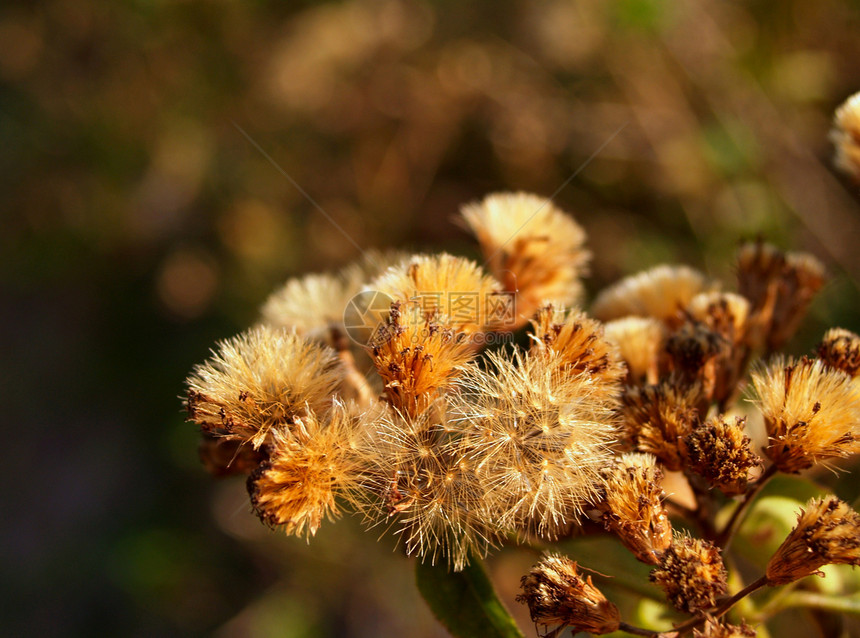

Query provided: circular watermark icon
[343,289,395,346]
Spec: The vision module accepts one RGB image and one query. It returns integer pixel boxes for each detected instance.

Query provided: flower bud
[650,534,728,614]
[682,416,761,496]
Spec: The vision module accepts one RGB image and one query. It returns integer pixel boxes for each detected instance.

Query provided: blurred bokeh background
[3,0,860,636]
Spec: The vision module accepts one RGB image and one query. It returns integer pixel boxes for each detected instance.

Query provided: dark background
[3,0,860,636]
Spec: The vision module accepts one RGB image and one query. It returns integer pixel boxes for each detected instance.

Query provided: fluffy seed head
[454,349,618,537]
[362,402,498,571]
[460,192,590,322]
[595,453,672,564]
[592,264,710,324]
[817,327,860,377]
[185,325,345,448]
[528,304,626,397]
[751,356,860,473]
[371,253,503,334]
[682,416,762,496]
[831,91,860,183]
[619,380,705,471]
[516,554,620,636]
[248,402,365,538]
[604,316,664,385]
[736,241,826,353]
[650,534,728,614]
[370,301,474,417]
[766,496,860,585]
[261,249,406,343]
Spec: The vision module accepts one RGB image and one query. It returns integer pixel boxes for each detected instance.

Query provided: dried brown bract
[517,554,620,636]
[831,91,860,183]
[594,453,672,564]
[817,327,860,377]
[766,496,860,585]
[186,325,345,448]
[460,192,590,325]
[528,304,626,395]
[736,241,826,353]
[592,264,710,325]
[619,380,705,471]
[650,534,728,614]
[369,301,474,416]
[693,619,757,638]
[604,316,664,385]
[751,356,860,473]
[682,416,762,496]
[198,432,265,477]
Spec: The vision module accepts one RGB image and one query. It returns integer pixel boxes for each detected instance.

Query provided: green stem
[769,591,860,616]
[716,464,777,550]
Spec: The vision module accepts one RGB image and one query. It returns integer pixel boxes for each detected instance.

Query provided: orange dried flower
[817,327,860,377]
[682,416,761,496]
[650,534,728,614]
[831,91,860,183]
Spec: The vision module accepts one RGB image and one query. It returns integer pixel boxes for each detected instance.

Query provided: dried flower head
[751,357,860,473]
[687,291,750,338]
[592,264,711,327]
[516,554,620,637]
[650,534,728,614]
[248,402,365,538]
[682,416,762,496]
[664,319,727,392]
[817,327,860,377]
[766,496,860,585]
[528,304,626,394]
[736,241,826,353]
[594,453,672,564]
[198,432,264,477]
[185,325,344,448]
[831,91,860,182]
[369,301,474,417]
[604,316,664,385]
[371,253,503,334]
[619,380,705,471]
[460,192,590,323]
[362,402,498,571]
[693,620,756,638]
[261,249,406,343]
[454,349,617,537]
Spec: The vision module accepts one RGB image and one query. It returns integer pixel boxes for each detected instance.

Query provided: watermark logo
[343,290,396,346]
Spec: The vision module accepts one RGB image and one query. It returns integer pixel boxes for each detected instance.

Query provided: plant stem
[766,590,860,616]
[619,621,661,636]
[716,464,777,550]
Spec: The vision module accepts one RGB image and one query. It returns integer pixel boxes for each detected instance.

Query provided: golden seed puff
[831,91,860,183]
[693,620,757,638]
[650,534,728,614]
[751,356,860,473]
[817,327,860,377]
[595,453,672,564]
[248,402,366,538]
[687,291,750,339]
[460,192,590,325]
[592,264,710,325]
[528,304,626,396]
[261,249,407,343]
[736,241,826,353]
[454,349,617,538]
[186,325,345,448]
[198,432,264,477]
[619,380,705,471]
[604,316,664,385]
[369,301,475,417]
[516,554,621,636]
[361,402,499,571]
[370,253,503,334]
[766,496,860,585]
[248,403,363,537]
[682,416,762,496]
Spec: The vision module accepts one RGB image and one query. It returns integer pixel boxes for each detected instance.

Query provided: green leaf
[415,557,525,638]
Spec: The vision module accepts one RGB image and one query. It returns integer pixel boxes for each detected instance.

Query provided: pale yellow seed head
[604,316,664,385]
[185,325,345,448]
[460,192,590,322]
[592,264,710,324]
[831,91,860,183]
